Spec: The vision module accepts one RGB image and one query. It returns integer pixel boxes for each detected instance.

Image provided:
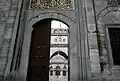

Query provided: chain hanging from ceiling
[30,0,73,9]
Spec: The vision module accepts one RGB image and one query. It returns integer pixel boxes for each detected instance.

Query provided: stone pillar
[75,0,92,81]
[85,0,102,81]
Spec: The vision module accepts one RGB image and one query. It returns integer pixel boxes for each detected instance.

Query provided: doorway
[26,19,51,81]
[26,19,69,81]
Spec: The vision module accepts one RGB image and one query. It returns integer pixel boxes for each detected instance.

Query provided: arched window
[63,66,67,76]
[63,71,66,76]
[50,66,53,76]
[50,70,53,76]
[59,37,62,42]
[54,29,58,33]
[55,38,57,42]
[64,29,67,33]
[59,29,62,33]
[55,66,61,76]
[63,38,66,42]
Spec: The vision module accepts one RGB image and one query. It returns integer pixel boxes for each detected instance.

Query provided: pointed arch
[50,51,68,60]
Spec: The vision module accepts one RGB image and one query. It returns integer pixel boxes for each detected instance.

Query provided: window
[64,29,67,33]
[50,70,53,76]
[50,66,53,76]
[63,71,66,76]
[55,66,61,76]
[59,37,62,42]
[63,39,66,42]
[55,38,57,42]
[108,28,120,65]
[59,29,62,33]
[54,29,58,33]
[63,66,67,76]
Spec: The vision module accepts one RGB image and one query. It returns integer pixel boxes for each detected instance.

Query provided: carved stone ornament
[30,0,73,9]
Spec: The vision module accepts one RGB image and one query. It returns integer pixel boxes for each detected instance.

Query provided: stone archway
[18,18,71,81]
[17,12,77,81]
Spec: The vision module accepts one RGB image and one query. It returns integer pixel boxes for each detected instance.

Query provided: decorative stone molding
[27,12,75,25]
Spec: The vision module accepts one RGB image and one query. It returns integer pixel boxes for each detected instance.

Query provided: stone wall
[0,0,20,80]
[87,0,120,81]
[2,0,120,81]
[0,0,105,81]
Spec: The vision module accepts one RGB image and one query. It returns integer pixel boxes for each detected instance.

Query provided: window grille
[106,0,120,6]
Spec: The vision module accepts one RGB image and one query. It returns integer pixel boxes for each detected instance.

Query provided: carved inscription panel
[30,0,73,9]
